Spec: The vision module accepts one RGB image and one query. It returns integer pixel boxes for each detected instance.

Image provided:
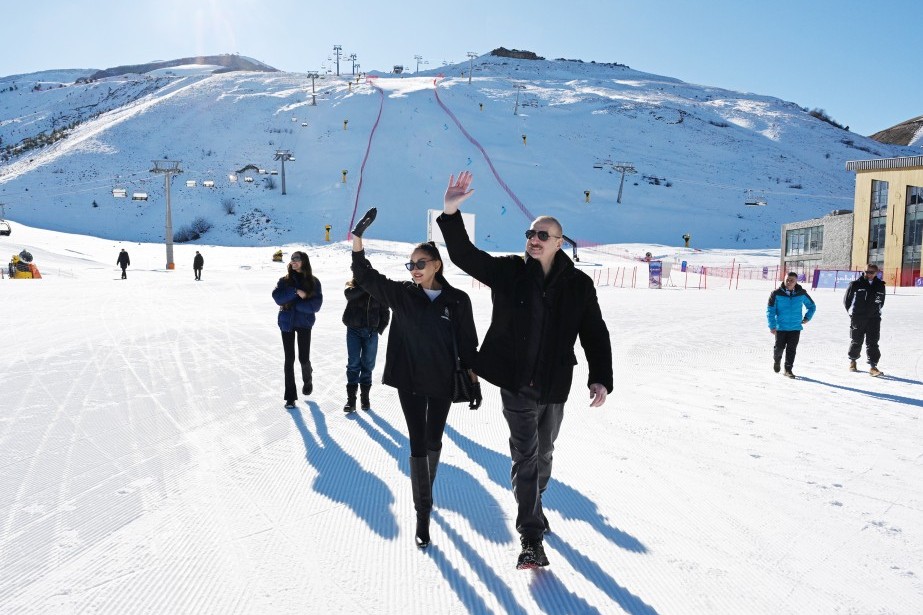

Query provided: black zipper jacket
[436,211,612,403]
[351,250,478,399]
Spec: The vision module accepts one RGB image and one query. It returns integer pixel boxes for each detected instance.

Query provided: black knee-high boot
[409,456,432,548]
[427,448,441,488]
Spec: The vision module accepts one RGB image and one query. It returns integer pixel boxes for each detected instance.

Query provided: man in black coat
[116,249,130,279]
[438,171,613,570]
[193,251,204,281]
[844,263,886,376]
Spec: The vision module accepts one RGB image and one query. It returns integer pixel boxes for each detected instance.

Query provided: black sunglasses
[405,259,433,271]
[865,270,877,275]
[525,230,561,241]
[290,256,302,263]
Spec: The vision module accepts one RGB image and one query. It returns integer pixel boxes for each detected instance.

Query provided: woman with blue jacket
[272,251,323,408]
[766,272,816,378]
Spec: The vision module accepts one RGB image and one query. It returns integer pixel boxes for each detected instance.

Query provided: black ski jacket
[436,211,612,403]
[844,275,885,320]
[351,250,478,399]
[342,284,391,334]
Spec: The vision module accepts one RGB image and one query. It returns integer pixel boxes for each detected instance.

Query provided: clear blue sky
[1,0,918,137]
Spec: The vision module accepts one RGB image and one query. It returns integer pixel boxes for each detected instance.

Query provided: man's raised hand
[444,171,474,215]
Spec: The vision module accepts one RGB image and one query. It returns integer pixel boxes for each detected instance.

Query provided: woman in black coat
[350,209,480,549]
[272,251,323,408]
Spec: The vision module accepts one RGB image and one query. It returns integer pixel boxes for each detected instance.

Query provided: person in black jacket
[342,278,390,412]
[438,170,613,570]
[116,249,130,279]
[272,251,323,408]
[844,264,886,376]
[350,208,480,549]
[193,251,204,281]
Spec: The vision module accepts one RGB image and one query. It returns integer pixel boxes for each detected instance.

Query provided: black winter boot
[409,456,432,548]
[343,384,358,413]
[427,448,441,488]
[302,363,313,396]
[359,383,372,411]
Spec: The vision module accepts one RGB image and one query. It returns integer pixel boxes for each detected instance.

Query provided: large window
[785,225,824,256]
[871,179,889,211]
[902,185,923,285]
[868,179,889,265]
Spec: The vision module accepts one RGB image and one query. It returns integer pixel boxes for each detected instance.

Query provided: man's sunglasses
[865,270,878,275]
[405,259,433,271]
[525,230,561,241]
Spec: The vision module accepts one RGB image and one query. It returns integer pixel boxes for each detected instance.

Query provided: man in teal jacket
[767,272,817,378]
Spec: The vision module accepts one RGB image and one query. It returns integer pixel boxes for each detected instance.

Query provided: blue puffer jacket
[273,273,323,331]
[766,283,816,331]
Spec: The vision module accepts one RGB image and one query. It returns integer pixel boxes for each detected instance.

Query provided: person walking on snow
[193,251,204,281]
[437,170,613,570]
[272,251,323,408]
[350,208,481,549]
[766,272,816,378]
[116,249,130,279]
[342,278,390,412]
[844,264,886,376]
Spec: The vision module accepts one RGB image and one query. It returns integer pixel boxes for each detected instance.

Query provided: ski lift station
[745,189,767,207]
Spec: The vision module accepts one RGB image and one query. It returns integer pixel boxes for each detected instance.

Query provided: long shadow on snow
[536,535,660,615]
[357,410,530,614]
[444,424,648,553]
[798,377,923,408]
[287,404,398,539]
[357,409,510,543]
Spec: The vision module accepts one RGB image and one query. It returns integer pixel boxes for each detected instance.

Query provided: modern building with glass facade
[780,211,854,279]
[846,155,923,286]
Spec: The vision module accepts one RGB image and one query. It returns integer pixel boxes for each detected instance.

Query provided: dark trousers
[120,266,127,279]
[397,389,451,458]
[345,326,379,385]
[281,327,312,402]
[773,330,801,370]
[194,267,202,280]
[848,318,881,365]
[501,386,565,541]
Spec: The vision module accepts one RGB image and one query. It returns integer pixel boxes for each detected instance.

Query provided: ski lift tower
[307,71,319,105]
[274,150,294,195]
[466,52,477,85]
[150,160,182,270]
[611,162,637,204]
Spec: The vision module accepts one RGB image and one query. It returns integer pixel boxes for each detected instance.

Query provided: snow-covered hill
[0,53,917,250]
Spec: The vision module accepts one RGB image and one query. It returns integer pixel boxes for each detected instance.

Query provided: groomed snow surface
[1,224,921,614]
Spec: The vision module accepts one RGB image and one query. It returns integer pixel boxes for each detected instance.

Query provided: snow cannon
[8,251,42,279]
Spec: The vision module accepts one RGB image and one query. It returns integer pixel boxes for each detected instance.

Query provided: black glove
[352,207,377,237]
[468,382,482,410]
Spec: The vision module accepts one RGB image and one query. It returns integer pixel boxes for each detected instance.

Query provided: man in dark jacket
[193,251,204,281]
[438,170,613,570]
[342,280,391,411]
[844,264,886,376]
[116,249,130,279]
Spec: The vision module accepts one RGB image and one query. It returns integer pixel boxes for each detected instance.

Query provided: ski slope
[1,223,921,614]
